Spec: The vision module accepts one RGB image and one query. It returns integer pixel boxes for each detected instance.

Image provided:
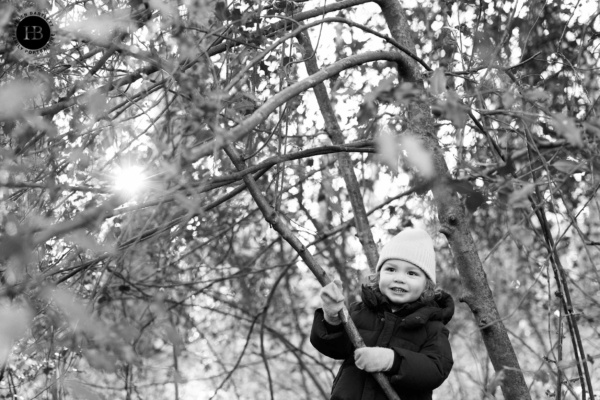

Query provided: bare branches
[191,51,408,161]
[0,181,110,194]
[225,17,430,92]
[37,0,373,119]
[298,31,379,272]
[223,143,402,400]
[32,195,124,245]
[2,0,598,397]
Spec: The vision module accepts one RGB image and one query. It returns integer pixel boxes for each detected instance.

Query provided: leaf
[46,288,109,343]
[552,160,580,174]
[486,369,505,394]
[357,101,377,125]
[550,114,582,147]
[393,82,419,104]
[501,91,515,108]
[533,370,550,384]
[63,9,132,44]
[0,4,13,30]
[583,120,600,138]
[448,180,486,212]
[508,183,535,207]
[49,288,91,324]
[64,230,116,254]
[64,380,104,400]
[0,215,29,264]
[447,179,473,195]
[0,304,33,351]
[496,157,516,176]
[214,1,230,21]
[399,134,435,179]
[445,90,469,129]
[509,225,535,247]
[147,0,178,19]
[84,92,108,121]
[0,81,41,119]
[374,77,395,94]
[587,354,595,364]
[165,325,184,355]
[83,349,118,372]
[375,127,399,174]
[230,7,242,21]
[429,68,447,96]
[465,190,486,212]
[523,88,550,103]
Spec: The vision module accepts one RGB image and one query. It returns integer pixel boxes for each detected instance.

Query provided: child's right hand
[320,280,344,325]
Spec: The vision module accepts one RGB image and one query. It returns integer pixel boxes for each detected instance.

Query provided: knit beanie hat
[375,228,436,284]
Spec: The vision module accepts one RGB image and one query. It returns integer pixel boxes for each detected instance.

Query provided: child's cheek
[377,277,386,293]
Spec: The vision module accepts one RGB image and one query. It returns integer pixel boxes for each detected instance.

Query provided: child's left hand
[354,347,395,372]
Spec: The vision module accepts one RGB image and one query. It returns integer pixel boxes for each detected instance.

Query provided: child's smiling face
[378,259,427,305]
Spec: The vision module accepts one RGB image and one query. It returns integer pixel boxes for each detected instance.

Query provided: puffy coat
[310,285,454,400]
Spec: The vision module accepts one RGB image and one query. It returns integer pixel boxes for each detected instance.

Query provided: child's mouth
[391,288,408,293]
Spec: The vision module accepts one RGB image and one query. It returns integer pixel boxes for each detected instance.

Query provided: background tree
[0,0,599,399]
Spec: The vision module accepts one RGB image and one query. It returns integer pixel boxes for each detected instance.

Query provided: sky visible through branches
[0,0,599,399]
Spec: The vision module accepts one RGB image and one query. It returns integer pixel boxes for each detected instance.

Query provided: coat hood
[360,285,455,328]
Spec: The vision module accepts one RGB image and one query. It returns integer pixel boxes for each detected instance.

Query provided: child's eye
[384,267,395,272]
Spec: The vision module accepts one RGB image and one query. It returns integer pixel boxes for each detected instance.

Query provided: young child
[311,228,454,400]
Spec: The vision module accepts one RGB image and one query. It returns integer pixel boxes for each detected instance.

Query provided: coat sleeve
[310,308,354,360]
[387,321,453,391]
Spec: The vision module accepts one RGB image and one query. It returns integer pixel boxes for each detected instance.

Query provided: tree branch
[190,51,408,161]
[297,31,380,272]
[37,0,373,118]
[223,143,401,400]
[32,195,124,246]
[376,0,533,398]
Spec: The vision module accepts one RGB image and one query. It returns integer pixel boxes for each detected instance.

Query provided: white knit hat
[375,228,436,284]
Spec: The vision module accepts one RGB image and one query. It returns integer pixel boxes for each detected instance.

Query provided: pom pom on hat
[375,228,436,284]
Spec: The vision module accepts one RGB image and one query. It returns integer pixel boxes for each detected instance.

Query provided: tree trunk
[376,0,532,398]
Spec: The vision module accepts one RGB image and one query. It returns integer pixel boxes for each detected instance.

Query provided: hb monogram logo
[13,12,55,53]
[24,26,45,41]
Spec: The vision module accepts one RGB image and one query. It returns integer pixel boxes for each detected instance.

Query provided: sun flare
[113,165,146,196]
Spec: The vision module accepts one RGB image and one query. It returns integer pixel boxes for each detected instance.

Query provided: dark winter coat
[310,285,454,400]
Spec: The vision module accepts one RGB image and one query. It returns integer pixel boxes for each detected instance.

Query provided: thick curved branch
[226,17,429,92]
[190,51,408,161]
[216,141,374,183]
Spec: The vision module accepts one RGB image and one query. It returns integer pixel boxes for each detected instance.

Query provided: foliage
[0,0,599,399]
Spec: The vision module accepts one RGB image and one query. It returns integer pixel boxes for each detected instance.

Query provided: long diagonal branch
[223,143,401,400]
[298,31,380,272]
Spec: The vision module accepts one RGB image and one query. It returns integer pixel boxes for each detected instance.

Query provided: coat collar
[360,285,455,327]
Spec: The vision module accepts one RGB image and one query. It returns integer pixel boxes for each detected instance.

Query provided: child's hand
[320,280,344,325]
[354,347,395,372]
